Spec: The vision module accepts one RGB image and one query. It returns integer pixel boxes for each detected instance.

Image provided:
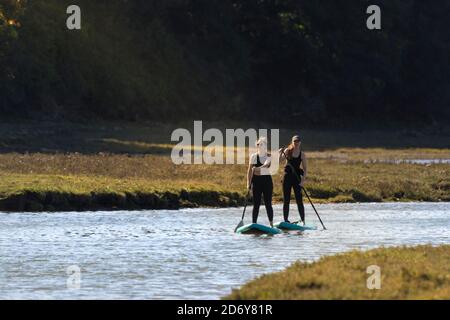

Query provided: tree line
[1,0,449,126]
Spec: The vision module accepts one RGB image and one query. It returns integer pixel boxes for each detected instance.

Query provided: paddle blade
[234,220,244,233]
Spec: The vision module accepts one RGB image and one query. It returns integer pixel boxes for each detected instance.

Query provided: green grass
[0,172,247,211]
[225,245,450,300]
[0,149,448,211]
[0,121,448,211]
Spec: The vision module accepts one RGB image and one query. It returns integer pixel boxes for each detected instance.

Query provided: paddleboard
[235,223,281,235]
[274,221,318,231]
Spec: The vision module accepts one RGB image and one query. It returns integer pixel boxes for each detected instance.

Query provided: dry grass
[308,148,450,161]
[0,121,448,209]
[225,245,450,300]
[0,151,448,204]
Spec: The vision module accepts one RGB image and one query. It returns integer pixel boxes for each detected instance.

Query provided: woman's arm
[278,148,287,164]
[247,157,254,190]
[302,152,308,178]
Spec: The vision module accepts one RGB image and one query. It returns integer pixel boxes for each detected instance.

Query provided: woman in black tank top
[279,135,308,224]
[247,137,274,227]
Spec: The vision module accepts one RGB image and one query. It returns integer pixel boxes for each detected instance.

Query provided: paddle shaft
[280,148,327,230]
[301,186,326,230]
[240,190,251,220]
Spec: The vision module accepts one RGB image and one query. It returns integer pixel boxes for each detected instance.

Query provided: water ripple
[0,202,449,299]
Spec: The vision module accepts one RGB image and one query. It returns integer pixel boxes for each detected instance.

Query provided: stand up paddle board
[274,221,318,231]
[235,223,281,235]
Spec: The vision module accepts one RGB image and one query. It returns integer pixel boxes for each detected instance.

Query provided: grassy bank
[0,173,246,211]
[225,245,450,300]
[0,121,448,212]
[0,153,448,212]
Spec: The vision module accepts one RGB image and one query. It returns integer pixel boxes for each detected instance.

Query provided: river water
[0,202,448,299]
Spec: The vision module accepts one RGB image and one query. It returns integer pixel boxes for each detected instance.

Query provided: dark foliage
[0,0,449,126]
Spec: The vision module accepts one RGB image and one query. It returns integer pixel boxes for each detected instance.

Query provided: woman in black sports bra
[279,135,308,224]
[247,137,274,227]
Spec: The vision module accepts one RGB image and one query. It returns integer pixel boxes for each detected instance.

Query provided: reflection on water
[363,159,450,164]
[0,202,449,299]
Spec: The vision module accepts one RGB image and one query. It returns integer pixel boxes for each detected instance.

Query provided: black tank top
[252,154,272,183]
[284,150,302,176]
[254,154,263,167]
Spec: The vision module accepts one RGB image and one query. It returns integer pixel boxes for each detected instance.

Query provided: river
[0,202,448,299]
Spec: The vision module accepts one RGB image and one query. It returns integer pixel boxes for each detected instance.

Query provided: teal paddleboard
[274,221,318,231]
[236,223,281,235]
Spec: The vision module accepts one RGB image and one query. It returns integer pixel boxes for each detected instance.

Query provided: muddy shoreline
[0,190,246,212]
[1,188,446,212]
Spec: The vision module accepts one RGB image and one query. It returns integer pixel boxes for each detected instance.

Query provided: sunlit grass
[0,150,448,208]
[225,245,450,300]
[308,148,450,161]
[91,140,450,162]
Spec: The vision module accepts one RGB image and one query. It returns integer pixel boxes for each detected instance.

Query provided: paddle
[234,189,251,232]
[301,187,326,230]
[280,148,327,230]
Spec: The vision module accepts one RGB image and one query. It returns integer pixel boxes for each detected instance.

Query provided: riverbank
[0,153,448,211]
[0,121,448,212]
[225,245,450,299]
